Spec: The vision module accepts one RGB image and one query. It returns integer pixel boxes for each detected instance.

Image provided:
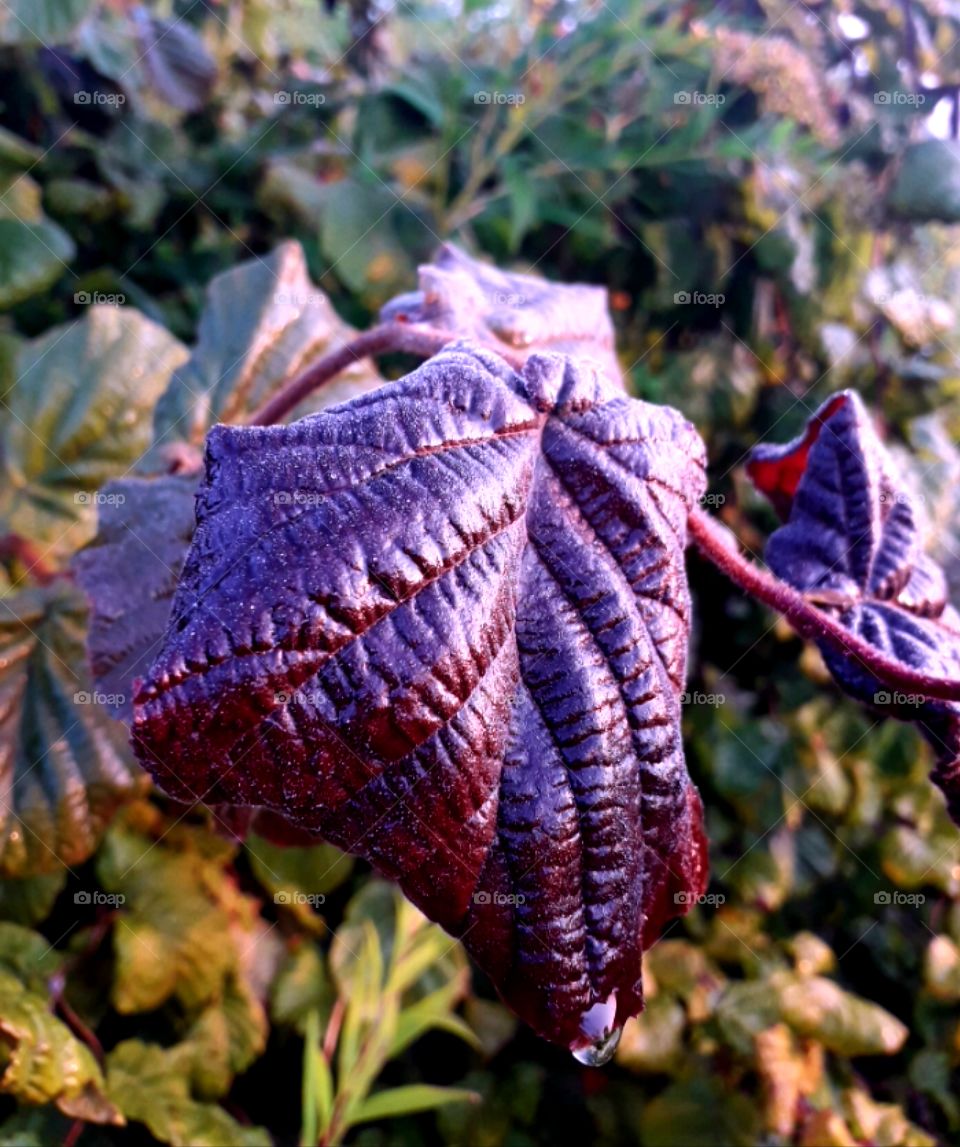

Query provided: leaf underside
[131,341,708,1051]
[748,390,960,822]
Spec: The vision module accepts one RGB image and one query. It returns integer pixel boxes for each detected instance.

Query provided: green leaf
[333,918,385,1082]
[615,996,687,1074]
[888,140,960,224]
[351,1083,479,1125]
[151,240,381,449]
[0,925,120,1124]
[270,941,334,1034]
[185,975,268,1100]
[246,832,353,932]
[773,972,908,1056]
[0,867,67,925]
[0,218,75,310]
[639,1076,761,1147]
[390,981,482,1058]
[97,816,244,1013]
[0,582,143,878]
[316,179,415,297]
[0,307,188,564]
[301,1008,334,1145]
[107,1039,270,1147]
[0,0,94,45]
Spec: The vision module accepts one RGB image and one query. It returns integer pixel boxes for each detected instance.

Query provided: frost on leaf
[380,243,624,386]
[131,341,707,1052]
[748,391,960,822]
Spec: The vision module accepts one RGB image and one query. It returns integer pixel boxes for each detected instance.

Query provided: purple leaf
[748,391,960,821]
[380,243,625,385]
[131,341,707,1055]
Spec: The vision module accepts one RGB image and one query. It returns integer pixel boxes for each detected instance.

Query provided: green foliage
[0,0,959,1143]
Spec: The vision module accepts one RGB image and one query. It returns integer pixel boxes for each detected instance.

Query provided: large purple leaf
[748,391,960,821]
[131,342,707,1056]
[380,243,625,386]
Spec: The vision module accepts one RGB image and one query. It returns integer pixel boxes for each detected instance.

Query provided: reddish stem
[249,322,525,426]
[688,506,960,703]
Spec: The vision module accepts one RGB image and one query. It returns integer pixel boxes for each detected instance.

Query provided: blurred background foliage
[2,0,960,1144]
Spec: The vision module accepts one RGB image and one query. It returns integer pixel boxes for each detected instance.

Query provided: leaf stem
[248,322,524,427]
[688,506,960,703]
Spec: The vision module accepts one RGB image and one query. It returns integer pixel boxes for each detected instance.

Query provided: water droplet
[572,1025,622,1067]
[573,991,621,1066]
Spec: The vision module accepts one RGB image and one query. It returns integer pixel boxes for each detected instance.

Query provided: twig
[249,322,524,427]
[688,507,960,703]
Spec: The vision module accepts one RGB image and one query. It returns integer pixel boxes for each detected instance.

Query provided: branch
[248,321,525,426]
[688,506,960,703]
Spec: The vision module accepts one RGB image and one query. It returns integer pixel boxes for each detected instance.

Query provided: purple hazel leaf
[380,243,625,386]
[130,341,708,1055]
[748,391,960,822]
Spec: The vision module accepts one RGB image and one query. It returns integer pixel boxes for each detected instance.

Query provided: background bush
[2,1,960,1143]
